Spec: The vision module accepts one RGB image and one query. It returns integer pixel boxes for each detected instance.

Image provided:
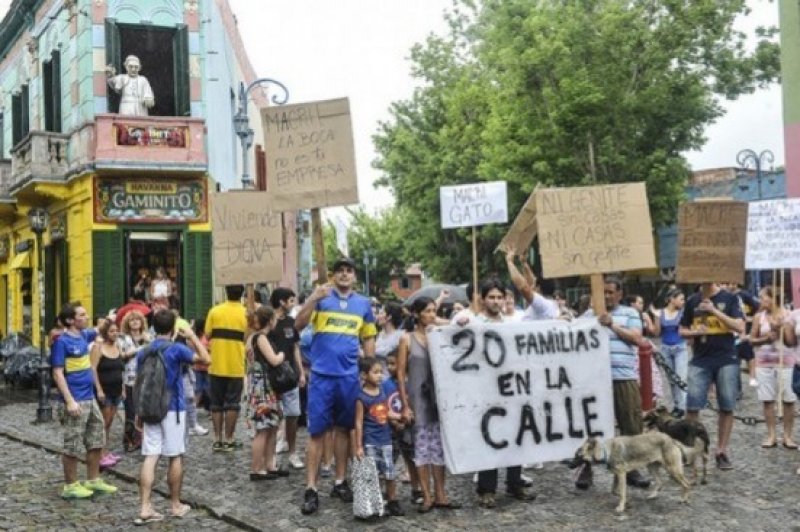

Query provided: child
[353,357,404,516]
[383,350,422,504]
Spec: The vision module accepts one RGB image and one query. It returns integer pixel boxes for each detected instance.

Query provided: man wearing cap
[295,257,377,515]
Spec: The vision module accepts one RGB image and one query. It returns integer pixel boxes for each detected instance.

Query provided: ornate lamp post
[233,78,289,189]
[363,250,376,297]
[736,148,775,293]
[28,207,51,423]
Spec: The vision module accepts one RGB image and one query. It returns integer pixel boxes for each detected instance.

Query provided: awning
[10,251,30,270]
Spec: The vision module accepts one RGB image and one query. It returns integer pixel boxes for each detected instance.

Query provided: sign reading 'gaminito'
[94,177,208,224]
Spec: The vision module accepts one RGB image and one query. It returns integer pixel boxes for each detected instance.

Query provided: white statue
[106,55,155,116]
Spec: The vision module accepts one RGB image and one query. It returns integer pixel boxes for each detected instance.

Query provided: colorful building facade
[0,0,301,341]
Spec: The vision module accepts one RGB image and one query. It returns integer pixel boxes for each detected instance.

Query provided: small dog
[575,433,691,513]
[644,406,710,485]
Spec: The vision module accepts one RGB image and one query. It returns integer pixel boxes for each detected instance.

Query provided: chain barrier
[651,349,766,425]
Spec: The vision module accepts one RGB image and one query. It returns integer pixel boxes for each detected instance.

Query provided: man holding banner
[680,283,744,470]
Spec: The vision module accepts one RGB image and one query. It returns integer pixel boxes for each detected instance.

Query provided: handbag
[792,364,800,396]
[350,457,384,519]
[252,334,298,394]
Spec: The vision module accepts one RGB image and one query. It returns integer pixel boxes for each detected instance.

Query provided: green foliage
[373,0,780,281]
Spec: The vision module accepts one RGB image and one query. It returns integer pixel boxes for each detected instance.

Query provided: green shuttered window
[93,231,124,316]
[183,232,212,320]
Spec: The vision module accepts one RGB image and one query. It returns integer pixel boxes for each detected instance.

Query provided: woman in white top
[150,267,172,300]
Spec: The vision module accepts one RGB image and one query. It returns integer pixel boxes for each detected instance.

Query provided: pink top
[754,310,796,368]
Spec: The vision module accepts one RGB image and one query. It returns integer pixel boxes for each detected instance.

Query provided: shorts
[60,399,105,457]
[281,386,301,417]
[756,367,797,403]
[414,422,445,466]
[307,372,359,436]
[687,359,739,412]
[142,411,187,457]
[208,375,244,412]
[102,396,122,408]
[736,340,755,361]
[194,370,210,395]
[365,444,396,480]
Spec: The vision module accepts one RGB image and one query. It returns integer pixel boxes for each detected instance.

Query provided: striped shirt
[584,306,641,381]
[204,301,247,377]
[309,290,377,376]
[50,329,98,401]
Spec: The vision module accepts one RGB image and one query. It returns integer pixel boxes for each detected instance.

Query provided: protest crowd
[45,239,800,524]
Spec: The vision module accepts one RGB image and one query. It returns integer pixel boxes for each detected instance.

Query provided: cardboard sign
[427,319,614,474]
[535,183,656,278]
[497,189,537,254]
[439,181,508,229]
[210,192,283,285]
[676,200,747,284]
[746,198,800,269]
[262,98,358,210]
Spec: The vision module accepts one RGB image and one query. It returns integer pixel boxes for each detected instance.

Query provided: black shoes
[331,480,354,502]
[626,470,651,489]
[506,486,537,501]
[301,488,319,515]
[575,463,593,490]
[386,499,405,516]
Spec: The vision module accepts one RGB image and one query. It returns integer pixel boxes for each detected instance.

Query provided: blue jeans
[661,343,688,410]
[687,359,739,412]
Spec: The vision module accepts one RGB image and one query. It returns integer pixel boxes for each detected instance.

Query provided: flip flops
[761,440,777,448]
[172,504,191,518]
[783,441,799,450]
[133,513,164,526]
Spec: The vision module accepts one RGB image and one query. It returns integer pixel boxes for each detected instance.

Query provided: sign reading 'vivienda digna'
[93,177,207,224]
[427,319,614,474]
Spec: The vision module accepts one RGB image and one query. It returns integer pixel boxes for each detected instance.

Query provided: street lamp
[736,148,775,293]
[233,78,290,189]
[28,207,51,423]
[363,250,376,297]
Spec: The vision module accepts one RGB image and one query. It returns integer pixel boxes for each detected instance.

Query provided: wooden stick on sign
[472,226,479,312]
[311,208,327,285]
[778,269,785,418]
[590,274,605,316]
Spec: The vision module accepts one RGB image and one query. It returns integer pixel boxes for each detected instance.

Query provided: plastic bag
[350,456,384,519]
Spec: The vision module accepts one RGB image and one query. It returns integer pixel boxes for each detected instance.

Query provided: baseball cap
[333,257,357,271]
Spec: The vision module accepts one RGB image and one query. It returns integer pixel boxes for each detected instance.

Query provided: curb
[0,425,264,532]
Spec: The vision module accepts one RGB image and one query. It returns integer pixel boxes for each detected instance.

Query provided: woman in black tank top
[90,320,126,468]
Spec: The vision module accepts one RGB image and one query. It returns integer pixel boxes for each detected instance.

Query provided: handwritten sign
[261,98,358,210]
[210,192,283,285]
[676,200,747,284]
[439,181,508,229]
[746,198,800,269]
[428,319,614,474]
[497,189,537,254]
[534,183,656,278]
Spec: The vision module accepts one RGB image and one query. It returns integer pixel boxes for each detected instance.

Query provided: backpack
[134,341,178,424]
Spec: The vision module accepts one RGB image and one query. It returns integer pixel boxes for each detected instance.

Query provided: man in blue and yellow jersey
[295,257,377,515]
[204,285,248,452]
[680,282,744,471]
[51,302,118,499]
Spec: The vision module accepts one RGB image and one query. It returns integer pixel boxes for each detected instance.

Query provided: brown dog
[576,433,691,513]
[644,406,710,485]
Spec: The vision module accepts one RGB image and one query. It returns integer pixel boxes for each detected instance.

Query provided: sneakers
[386,499,405,516]
[748,378,759,387]
[99,455,117,469]
[319,464,333,478]
[61,481,94,499]
[288,452,304,469]
[716,452,734,470]
[477,493,496,509]
[625,470,651,489]
[189,425,209,436]
[575,463,593,490]
[331,480,354,502]
[506,486,537,501]
[276,438,289,453]
[301,488,319,515]
[670,408,685,418]
[520,473,534,488]
[83,478,118,495]
[411,489,424,505]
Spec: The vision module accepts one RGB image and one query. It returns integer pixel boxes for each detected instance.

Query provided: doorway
[126,231,181,308]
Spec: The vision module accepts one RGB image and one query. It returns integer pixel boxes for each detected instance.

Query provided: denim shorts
[687,358,739,412]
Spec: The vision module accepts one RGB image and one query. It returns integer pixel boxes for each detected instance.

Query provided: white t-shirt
[523,293,560,321]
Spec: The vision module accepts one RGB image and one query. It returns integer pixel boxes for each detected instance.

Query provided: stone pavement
[1,383,800,531]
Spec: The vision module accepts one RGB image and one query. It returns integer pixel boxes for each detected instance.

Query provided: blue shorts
[307,372,359,436]
[194,371,209,394]
[687,358,739,412]
[365,444,396,480]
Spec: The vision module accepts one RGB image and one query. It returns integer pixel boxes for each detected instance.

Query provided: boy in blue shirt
[353,357,404,516]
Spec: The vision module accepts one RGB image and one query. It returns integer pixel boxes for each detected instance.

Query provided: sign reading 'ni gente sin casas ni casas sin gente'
[93,177,208,224]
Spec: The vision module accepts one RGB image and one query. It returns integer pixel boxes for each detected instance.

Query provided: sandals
[433,500,462,510]
[417,502,434,514]
[172,504,191,518]
[133,513,164,526]
[784,441,799,450]
[761,440,777,448]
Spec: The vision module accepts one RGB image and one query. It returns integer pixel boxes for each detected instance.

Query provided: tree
[374,0,780,282]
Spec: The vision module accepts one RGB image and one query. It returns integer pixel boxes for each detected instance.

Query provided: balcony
[10,131,70,189]
[93,114,207,173]
[0,159,14,218]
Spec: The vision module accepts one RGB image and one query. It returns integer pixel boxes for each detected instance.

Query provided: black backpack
[134,341,178,424]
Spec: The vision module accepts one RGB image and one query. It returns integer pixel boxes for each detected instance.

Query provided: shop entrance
[125,231,181,308]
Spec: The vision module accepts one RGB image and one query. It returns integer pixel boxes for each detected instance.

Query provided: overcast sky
[0,0,781,211]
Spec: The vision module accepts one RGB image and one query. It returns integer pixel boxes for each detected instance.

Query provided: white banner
[746,198,800,269]
[439,181,508,229]
[427,319,614,474]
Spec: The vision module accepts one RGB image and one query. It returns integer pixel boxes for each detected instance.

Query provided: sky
[0,0,782,211]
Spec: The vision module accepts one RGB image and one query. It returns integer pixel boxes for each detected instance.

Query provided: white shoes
[276,439,289,453]
[289,452,305,469]
[749,378,759,387]
[189,425,209,436]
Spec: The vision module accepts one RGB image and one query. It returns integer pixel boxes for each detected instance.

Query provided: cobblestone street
[1,383,799,531]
